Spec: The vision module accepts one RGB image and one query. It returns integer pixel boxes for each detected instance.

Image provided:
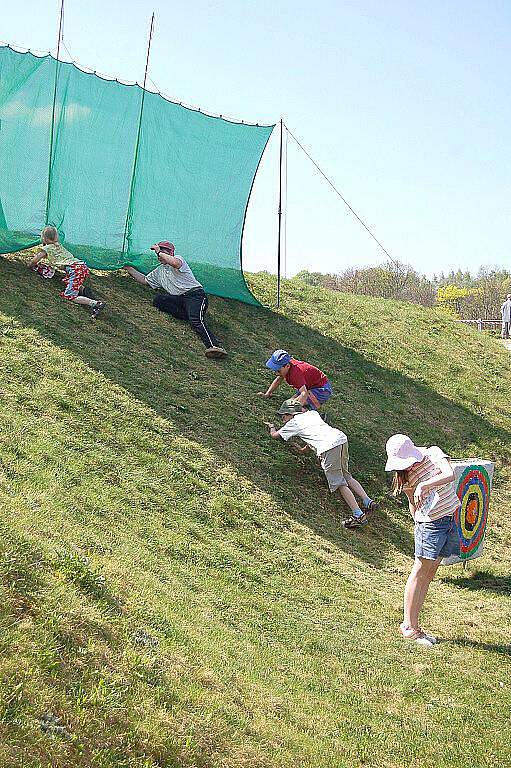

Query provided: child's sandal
[343,513,368,529]
[399,623,436,647]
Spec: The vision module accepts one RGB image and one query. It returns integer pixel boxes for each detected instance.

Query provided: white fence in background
[456,319,502,332]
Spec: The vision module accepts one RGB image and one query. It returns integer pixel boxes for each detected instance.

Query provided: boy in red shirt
[258,350,333,410]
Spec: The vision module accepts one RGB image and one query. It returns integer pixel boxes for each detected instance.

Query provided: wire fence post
[122,12,155,258]
[276,118,283,308]
[45,0,65,224]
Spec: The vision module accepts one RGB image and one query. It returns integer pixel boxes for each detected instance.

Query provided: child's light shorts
[319,441,350,492]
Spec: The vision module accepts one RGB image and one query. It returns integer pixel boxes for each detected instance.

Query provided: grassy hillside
[0,253,510,768]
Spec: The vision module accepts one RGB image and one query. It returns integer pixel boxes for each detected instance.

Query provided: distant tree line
[293,262,511,319]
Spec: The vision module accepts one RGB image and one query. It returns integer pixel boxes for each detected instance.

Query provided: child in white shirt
[266,398,377,528]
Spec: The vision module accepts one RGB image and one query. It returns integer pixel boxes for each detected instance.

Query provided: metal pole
[276,118,283,308]
[45,0,65,223]
[122,12,155,256]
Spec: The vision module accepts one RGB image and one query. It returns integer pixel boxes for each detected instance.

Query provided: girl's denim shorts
[414,515,460,560]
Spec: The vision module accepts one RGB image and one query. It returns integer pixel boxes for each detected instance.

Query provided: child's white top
[41,242,78,267]
[278,410,347,457]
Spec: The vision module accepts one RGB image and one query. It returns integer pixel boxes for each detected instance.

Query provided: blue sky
[3,0,510,277]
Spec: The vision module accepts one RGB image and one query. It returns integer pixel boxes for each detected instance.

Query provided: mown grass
[0,253,510,768]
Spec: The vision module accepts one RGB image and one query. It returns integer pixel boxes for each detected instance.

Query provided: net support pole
[122,12,155,257]
[44,0,65,224]
[276,118,283,308]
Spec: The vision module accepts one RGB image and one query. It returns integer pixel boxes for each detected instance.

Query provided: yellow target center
[461,485,483,539]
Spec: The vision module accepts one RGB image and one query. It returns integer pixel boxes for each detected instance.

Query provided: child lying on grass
[28,227,105,319]
[265,397,377,528]
[259,350,333,411]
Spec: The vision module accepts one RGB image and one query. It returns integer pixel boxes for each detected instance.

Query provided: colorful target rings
[455,465,490,559]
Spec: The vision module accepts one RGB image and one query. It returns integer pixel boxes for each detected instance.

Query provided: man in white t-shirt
[265,398,377,528]
[124,241,227,359]
[501,294,511,339]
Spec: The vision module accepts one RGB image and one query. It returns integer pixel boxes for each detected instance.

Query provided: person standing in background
[501,294,511,339]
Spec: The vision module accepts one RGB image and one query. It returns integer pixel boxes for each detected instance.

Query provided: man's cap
[277,397,304,416]
[385,434,424,472]
[151,241,174,251]
[266,349,292,372]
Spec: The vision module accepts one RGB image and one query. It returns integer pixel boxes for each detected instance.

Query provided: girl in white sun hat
[385,434,461,647]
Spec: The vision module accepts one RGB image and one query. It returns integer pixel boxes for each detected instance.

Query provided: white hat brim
[385,448,424,472]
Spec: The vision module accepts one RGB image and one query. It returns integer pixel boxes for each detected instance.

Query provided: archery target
[442,460,494,566]
[456,466,489,558]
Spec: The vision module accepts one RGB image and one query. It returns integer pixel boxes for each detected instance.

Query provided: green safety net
[0,46,274,304]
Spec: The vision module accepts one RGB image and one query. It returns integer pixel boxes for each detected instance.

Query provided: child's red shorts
[61,262,90,300]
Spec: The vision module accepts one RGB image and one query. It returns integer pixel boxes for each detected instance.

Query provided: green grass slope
[0,254,510,768]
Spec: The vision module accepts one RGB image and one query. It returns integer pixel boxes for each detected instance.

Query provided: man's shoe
[343,512,368,529]
[205,346,227,360]
[91,301,106,320]
[364,500,379,514]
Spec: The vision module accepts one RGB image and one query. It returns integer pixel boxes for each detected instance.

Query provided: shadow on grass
[447,637,511,656]
[2,257,510,568]
[0,525,45,616]
[442,570,511,595]
[51,549,123,615]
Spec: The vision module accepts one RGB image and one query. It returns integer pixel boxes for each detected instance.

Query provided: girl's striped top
[404,446,460,522]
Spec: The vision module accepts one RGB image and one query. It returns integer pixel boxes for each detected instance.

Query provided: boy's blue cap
[266,349,292,371]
